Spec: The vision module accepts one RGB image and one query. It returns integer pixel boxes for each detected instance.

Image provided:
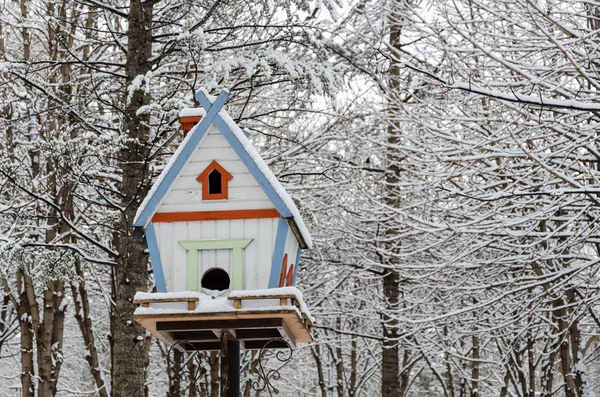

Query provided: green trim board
[180,239,253,291]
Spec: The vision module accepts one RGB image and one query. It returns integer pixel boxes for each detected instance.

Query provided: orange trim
[279,254,288,288]
[279,254,294,287]
[152,209,280,222]
[197,160,233,201]
[179,116,203,132]
[286,265,294,287]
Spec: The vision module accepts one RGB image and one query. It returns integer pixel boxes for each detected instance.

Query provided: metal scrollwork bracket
[251,340,293,396]
[166,342,209,395]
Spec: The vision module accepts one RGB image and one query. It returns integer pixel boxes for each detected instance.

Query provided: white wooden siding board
[244,219,259,290]
[250,219,262,290]
[264,218,276,290]
[164,186,270,205]
[155,223,171,291]
[186,218,200,289]
[216,220,232,287]
[229,220,245,289]
[242,219,253,290]
[227,188,271,202]
[154,223,168,289]
[171,222,188,292]
[163,222,173,291]
[228,173,265,188]
[270,218,278,288]
[195,133,230,149]
[254,218,275,290]
[187,149,240,163]
[179,159,249,178]
[285,227,299,269]
[173,173,264,189]
[187,220,201,240]
[200,221,216,282]
[158,200,276,213]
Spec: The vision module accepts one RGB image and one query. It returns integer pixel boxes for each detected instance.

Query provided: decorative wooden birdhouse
[132,89,313,351]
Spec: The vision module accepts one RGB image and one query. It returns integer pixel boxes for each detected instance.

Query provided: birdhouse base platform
[133,288,313,351]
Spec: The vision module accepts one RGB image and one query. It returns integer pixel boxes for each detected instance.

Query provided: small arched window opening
[201,268,231,291]
[197,160,233,200]
[208,169,222,195]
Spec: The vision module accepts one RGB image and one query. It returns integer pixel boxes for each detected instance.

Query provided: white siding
[159,124,275,212]
[283,225,300,281]
[154,218,278,292]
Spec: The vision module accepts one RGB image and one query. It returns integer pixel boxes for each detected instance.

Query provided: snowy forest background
[1,0,600,395]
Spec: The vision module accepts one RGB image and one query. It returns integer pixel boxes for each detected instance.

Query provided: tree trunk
[381,269,400,397]
[17,272,35,397]
[310,344,328,397]
[381,2,404,393]
[71,258,109,397]
[110,0,154,394]
[470,335,479,397]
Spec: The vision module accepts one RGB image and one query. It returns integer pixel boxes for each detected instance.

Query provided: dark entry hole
[208,169,222,194]
[201,268,230,291]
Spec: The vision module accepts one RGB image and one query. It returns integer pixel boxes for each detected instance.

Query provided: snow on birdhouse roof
[134,88,312,249]
[179,107,206,117]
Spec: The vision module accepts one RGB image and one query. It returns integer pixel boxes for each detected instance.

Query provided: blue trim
[268,218,289,288]
[209,114,293,217]
[196,89,292,217]
[133,90,229,227]
[146,223,167,292]
[196,88,229,109]
[292,247,302,286]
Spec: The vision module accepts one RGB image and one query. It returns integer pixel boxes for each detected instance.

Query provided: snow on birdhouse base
[133,288,313,350]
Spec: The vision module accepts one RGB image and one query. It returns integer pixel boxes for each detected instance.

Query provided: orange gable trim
[152,209,280,223]
[196,160,233,200]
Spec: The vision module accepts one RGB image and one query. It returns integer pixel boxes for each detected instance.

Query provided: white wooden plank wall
[284,226,300,274]
[160,124,275,212]
[155,218,278,291]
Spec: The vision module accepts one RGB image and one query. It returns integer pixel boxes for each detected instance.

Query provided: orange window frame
[196,160,233,200]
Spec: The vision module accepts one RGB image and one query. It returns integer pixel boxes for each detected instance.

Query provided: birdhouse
[132,89,313,351]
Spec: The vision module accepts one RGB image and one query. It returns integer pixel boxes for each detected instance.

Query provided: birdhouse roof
[133,88,312,249]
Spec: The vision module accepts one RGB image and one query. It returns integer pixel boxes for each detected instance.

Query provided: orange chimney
[179,108,206,135]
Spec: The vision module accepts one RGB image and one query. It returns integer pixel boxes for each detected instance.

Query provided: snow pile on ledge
[229,287,313,322]
[133,288,314,323]
[134,291,201,301]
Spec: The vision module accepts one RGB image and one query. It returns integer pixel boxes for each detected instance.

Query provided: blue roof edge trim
[268,217,289,288]
[209,115,293,218]
[133,90,229,228]
[146,223,167,292]
[196,89,293,218]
